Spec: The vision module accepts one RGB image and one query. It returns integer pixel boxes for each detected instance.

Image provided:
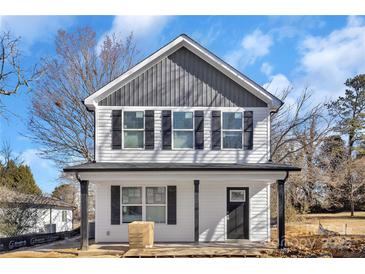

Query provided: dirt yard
[271,211,365,257]
[1,212,365,258]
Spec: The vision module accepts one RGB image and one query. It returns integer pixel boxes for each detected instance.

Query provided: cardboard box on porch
[128,221,154,248]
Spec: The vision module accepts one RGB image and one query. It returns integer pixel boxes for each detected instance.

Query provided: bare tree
[290,111,331,212]
[271,88,328,163]
[270,87,332,215]
[0,31,41,115]
[0,140,21,166]
[0,187,47,236]
[27,28,138,166]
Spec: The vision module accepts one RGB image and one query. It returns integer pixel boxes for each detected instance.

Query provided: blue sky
[0,15,364,193]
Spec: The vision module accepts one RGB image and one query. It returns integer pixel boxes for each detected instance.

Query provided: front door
[226,187,249,239]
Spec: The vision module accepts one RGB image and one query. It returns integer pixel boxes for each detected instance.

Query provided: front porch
[0,236,276,258]
[120,241,275,258]
[63,162,301,250]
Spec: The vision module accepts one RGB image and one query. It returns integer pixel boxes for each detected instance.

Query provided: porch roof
[63,162,301,173]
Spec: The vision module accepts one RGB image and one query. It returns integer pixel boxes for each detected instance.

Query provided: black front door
[226,187,249,239]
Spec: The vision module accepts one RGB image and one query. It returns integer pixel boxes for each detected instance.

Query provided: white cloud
[263,73,292,94]
[20,149,52,169]
[260,62,273,76]
[295,16,365,100]
[192,24,222,47]
[98,16,170,52]
[0,16,74,48]
[224,29,273,69]
[268,16,326,41]
[111,16,170,39]
[347,15,364,27]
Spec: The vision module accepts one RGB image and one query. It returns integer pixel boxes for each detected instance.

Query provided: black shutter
[145,110,154,150]
[162,110,172,150]
[194,110,204,150]
[244,111,253,150]
[111,186,120,225]
[211,111,221,150]
[112,110,122,149]
[167,186,177,225]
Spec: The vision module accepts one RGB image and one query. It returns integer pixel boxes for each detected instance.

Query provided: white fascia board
[84,35,282,111]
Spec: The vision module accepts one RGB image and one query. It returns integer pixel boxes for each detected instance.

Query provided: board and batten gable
[98,47,267,108]
[94,46,271,164]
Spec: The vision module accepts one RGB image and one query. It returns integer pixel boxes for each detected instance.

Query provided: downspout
[75,172,82,184]
[284,170,289,182]
[277,170,289,249]
[82,100,96,163]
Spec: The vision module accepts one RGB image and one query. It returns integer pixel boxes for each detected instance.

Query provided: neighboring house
[34,197,74,234]
[64,34,300,250]
[0,188,74,236]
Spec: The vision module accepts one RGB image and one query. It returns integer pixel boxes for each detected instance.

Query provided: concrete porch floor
[0,236,276,258]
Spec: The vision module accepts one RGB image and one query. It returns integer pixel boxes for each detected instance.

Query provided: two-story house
[64,34,300,250]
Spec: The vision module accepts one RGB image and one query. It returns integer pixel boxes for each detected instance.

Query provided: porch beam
[194,180,200,243]
[277,179,285,249]
[80,180,89,251]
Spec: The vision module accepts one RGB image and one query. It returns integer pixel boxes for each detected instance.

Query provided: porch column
[277,179,285,249]
[194,180,200,243]
[80,180,89,251]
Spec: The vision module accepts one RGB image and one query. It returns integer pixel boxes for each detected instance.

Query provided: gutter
[81,100,96,163]
[64,166,302,173]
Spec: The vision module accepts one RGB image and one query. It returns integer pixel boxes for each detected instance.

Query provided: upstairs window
[173,111,194,149]
[123,111,144,149]
[222,112,243,149]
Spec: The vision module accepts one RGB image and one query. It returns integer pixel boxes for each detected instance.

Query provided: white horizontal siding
[18,208,73,234]
[199,180,269,242]
[92,172,271,243]
[95,180,194,243]
[96,107,269,163]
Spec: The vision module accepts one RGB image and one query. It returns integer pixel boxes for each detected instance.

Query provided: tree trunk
[348,131,354,217]
[350,183,354,217]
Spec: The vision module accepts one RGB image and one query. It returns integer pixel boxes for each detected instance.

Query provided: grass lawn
[290,211,365,236]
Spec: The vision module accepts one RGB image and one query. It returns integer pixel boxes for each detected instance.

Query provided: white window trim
[145,186,167,224]
[121,186,143,224]
[121,186,167,225]
[172,110,195,150]
[221,111,244,150]
[229,189,246,202]
[62,210,67,222]
[122,110,145,150]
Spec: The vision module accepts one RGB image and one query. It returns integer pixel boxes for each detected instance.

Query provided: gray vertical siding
[99,47,267,107]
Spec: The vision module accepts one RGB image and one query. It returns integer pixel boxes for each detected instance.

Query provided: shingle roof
[64,162,301,172]
[0,187,75,210]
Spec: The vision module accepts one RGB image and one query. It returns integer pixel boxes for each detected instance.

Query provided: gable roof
[84,34,283,111]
